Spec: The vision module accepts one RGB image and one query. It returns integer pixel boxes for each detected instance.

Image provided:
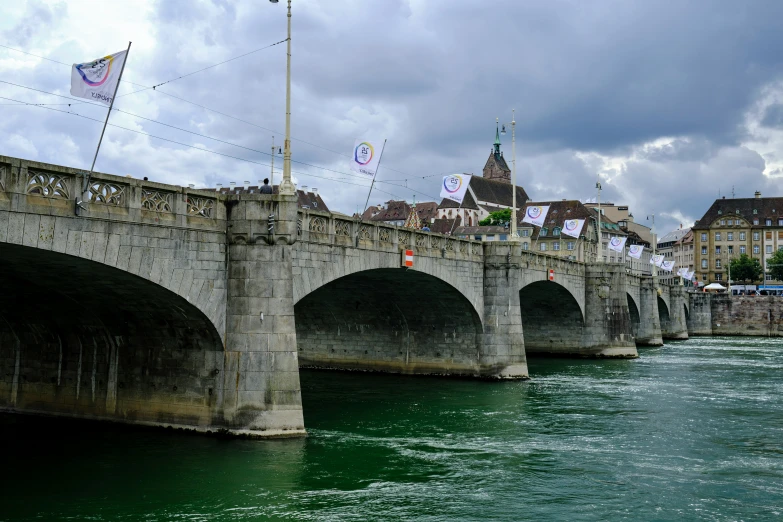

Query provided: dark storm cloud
[4,0,783,235]
[760,104,783,129]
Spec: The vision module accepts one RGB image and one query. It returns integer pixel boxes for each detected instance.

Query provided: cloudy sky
[2,0,783,234]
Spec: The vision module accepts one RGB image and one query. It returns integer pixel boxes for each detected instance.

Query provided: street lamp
[500,110,517,241]
[596,182,602,262]
[270,0,296,195]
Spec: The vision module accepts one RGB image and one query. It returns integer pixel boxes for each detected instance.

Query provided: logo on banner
[354,142,374,166]
[565,220,579,232]
[527,207,542,219]
[628,245,643,259]
[443,175,462,193]
[610,238,622,248]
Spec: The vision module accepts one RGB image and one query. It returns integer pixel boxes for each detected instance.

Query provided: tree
[729,254,763,284]
[767,249,783,281]
[479,208,511,226]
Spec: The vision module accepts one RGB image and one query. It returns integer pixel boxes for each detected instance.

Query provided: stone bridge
[0,155,684,438]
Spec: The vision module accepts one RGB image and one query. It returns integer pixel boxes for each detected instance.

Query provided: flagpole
[361,138,387,216]
[84,41,132,198]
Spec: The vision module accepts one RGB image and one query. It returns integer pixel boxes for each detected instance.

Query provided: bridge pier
[636,278,664,346]
[661,286,689,340]
[223,195,305,437]
[482,247,528,378]
[582,265,638,357]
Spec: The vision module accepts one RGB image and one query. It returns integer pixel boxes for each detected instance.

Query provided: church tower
[482,120,511,183]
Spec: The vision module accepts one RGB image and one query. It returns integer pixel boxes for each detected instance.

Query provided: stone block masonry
[688,293,783,337]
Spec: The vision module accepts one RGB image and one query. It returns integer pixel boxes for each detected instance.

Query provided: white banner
[650,254,665,266]
[608,236,627,253]
[661,260,675,272]
[562,219,585,239]
[70,50,127,105]
[440,174,472,204]
[676,268,687,277]
[686,270,695,281]
[628,244,644,259]
[522,205,550,228]
[351,139,383,177]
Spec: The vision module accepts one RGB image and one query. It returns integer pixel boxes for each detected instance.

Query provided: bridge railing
[0,155,225,231]
[297,210,484,259]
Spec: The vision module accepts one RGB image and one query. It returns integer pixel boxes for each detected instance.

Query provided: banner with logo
[562,219,585,239]
[676,268,687,277]
[661,260,675,272]
[70,50,128,105]
[686,270,695,280]
[351,139,383,177]
[650,254,665,266]
[628,244,644,259]
[440,174,472,204]
[608,236,627,253]
[521,205,550,228]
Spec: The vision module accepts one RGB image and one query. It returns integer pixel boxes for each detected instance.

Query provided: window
[767,274,773,281]
[754,219,759,225]
[716,274,723,281]
[754,209,758,214]
[779,219,783,226]
[740,232,746,241]
[540,242,547,251]
[754,245,760,254]
[754,232,760,241]
[553,242,561,251]
[720,219,726,225]
[523,242,529,251]
[779,231,783,240]
[727,220,733,226]
[567,241,575,250]
[716,232,723,241]
[701,233,707,241]
[767,219,773,226]
[727,232,733,241]
[716,259,722,268]
[540,227,548,237]
[701,247,707,254]
[767,245,773,254]
[486,235,495,241]
[522,230,530,237]
[701,259,708,269]
[728,245,734,254]
[500,234,508,241]
[553,227,561,237]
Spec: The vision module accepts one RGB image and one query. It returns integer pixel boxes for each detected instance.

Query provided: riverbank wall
[687,293,783,336]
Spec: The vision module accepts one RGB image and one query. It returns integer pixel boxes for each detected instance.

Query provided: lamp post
[648,213,657,287]
[500,110,517,241]
[270,0,296,195]
[596,182,602,261]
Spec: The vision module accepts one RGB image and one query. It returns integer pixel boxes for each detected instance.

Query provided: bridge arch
[0,243,225,429]
[292,243,483,320]
[627,292,641,338]
[657,295,671,334]
[294,268,484,375]
[519,281,585,354]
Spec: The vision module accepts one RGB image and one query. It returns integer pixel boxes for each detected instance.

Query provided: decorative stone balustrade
[297,210,483,260]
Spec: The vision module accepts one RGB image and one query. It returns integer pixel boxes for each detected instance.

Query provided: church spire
[494,117,501,155]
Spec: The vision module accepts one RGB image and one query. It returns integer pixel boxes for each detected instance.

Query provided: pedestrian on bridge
[260,178,273,194]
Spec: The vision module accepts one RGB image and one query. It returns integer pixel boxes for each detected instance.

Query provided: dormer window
[313,201,318,207]
[553,227,561,236]
[540,227,548,237]
[753,209,758,214]
[736,209,740,214]
[718,210,722,215]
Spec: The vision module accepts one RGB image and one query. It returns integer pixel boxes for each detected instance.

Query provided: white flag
[628,244,644,259]
[661,260,675,272]
[608,236,627,253]
[351,139,383,177]
[522,205,550,228]
[440,174,472,204]
[686,270,695,280]
[70,50,127,105]
[676,268,687,277]
[650,254,665,266]
[562,219,585,238]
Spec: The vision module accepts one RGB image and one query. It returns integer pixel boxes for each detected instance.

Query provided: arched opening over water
[519,281,584,355]
[658,296,671,334]
[627,293,640,338]
[0,243,224,427]
[294,268,483,375]
[684,303,690,322]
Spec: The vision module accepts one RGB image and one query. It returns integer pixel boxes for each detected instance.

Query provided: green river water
[2,337,782,521]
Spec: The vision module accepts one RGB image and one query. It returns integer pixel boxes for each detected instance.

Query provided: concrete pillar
[481,245,528,378]
[663,286,689,339]
[583,265,638,357]
[222,194,305,437]
[636,278,663,346]
[687,292,713,335]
